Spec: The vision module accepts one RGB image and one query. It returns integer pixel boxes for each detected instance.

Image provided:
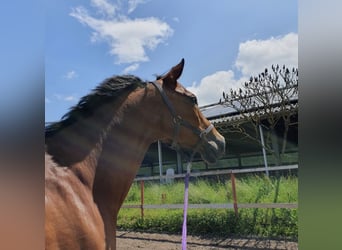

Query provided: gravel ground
[117,231,298,250]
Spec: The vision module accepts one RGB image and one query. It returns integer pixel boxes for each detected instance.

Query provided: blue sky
[45,0,297,122]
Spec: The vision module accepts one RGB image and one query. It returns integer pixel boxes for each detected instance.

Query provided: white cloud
[70,3,173,64]
[64,70,78,79]
[172,17,180,23]
[123,63,140,74]
[53,94,78,102]
[128,0,148,14]
[235,33,298,76]
[64,95,77,101]
[91,0,117,17]
[189,33,298,106]
[188,71,246,106]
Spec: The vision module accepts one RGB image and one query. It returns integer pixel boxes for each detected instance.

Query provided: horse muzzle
[198,131,226,164]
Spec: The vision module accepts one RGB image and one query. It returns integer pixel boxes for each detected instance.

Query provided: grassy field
[117,174,298,239]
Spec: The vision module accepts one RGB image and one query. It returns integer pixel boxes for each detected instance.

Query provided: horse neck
[46,85,162,190]
[98,85,163,172]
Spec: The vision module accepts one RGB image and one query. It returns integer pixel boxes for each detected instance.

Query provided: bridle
[151,80,215,250]
[150,80,214,152]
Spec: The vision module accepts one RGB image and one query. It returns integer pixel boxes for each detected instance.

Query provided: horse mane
[45,75,146,137]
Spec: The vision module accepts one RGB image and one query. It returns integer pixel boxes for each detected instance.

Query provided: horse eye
[191,96,198,105]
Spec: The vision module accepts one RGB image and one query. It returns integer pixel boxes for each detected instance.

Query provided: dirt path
[117,231,298,250]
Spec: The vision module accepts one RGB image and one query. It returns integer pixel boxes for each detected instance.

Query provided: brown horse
[45,59,225,249]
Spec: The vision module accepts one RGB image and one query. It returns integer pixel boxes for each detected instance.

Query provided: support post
[259,124,269,176]
[238,154,242,168]
[157,140,163,183]
[140,180,144,219]
[230,172,238,217]
[177,151,182,174]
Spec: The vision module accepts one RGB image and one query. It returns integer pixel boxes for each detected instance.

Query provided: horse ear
[162,58,185,89]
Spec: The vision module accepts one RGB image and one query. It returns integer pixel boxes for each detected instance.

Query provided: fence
[121,164,298,218]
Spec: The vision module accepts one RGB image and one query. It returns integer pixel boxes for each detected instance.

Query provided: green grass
[117,175,298,239]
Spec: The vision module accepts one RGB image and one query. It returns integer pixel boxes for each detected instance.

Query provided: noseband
[150,81,214,151]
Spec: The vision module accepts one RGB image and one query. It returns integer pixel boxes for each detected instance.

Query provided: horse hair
[45,75,146,137]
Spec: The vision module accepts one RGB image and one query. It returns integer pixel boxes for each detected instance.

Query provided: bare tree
[222,65,298,165]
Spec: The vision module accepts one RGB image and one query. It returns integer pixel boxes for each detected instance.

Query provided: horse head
[153,59,225,164]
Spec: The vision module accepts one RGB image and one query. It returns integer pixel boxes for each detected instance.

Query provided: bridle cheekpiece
[150,81,214,152]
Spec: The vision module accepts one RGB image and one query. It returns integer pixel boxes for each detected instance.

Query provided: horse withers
[45,59,225,249]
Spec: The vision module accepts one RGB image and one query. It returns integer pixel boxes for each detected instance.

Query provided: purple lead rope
[181,171,190,250]
[181,154,195,250]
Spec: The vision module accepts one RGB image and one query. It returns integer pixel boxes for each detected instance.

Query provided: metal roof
[200,103,236,119]
[200,98,298,126]
[200,84,298,121]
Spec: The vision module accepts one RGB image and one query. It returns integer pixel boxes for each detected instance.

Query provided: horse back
[45,154,105,250]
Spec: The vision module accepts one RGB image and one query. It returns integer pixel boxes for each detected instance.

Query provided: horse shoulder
[45,154,105,249]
